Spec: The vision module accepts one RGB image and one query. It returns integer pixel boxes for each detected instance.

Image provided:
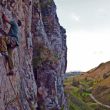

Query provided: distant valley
[64,61,110,110]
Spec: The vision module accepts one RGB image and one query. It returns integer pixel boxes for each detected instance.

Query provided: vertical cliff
[0,0,67,110]
[0,0,37,110]
[32,0,67,109]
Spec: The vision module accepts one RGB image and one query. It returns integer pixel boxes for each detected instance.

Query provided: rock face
[0,0,37,110]
[0,0,67,110]
[32,0,67,109]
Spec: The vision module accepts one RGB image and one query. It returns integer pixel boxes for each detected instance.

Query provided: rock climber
[0,12,21,76]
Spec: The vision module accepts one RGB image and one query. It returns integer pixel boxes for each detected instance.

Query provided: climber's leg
[0,36,14,75]
[0,37,8,52]
[7,47,14,75]
[6,37,15,75]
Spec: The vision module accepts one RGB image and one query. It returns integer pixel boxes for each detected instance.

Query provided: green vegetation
[64,76,109,110]
[32,43,58,68]
[40,0,53,8]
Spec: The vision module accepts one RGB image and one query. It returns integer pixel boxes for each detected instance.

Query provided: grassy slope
[92,76,110,106]
[64,76,110,110]
[75,61,110,106]
[64,77,93,110]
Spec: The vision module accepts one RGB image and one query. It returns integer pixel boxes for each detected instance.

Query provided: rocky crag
[0,0,67,110]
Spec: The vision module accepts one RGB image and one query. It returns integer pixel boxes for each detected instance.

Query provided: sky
[54,0,110,72]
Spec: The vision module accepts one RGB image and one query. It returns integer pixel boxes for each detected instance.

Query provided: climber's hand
[2,14,9,23]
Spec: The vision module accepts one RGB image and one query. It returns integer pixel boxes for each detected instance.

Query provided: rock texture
[32,0,67,109]
[0,0,67,110]
[0,0,37,110]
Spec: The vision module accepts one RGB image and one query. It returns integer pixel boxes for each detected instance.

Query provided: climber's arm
[2,14,10,24]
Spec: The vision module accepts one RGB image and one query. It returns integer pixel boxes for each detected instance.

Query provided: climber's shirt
[8,20,19,46]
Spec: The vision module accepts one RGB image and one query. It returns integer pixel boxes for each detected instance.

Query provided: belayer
[0,11,21,75]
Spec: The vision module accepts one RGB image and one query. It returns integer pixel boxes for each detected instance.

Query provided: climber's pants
[0,36,14,70]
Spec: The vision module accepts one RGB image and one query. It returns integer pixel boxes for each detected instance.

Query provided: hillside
[78,61,110,79]
[64,61,110,110]
[79,61,110,106]
[87,61,110,79]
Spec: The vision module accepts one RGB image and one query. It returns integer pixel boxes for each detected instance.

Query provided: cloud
[66,29,110,72]
[97,8,107,16]
[71,13,80,22]
[93,51,103,55]
[97,8,105,13]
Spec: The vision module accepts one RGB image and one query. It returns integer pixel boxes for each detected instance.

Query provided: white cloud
[66,30,110,72]
[54,0,110,72]
[71,13,80,22]
[97,8,105,13]
[97,8,108,16]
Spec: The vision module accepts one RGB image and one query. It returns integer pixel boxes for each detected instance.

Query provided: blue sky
[54,0,110,72]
